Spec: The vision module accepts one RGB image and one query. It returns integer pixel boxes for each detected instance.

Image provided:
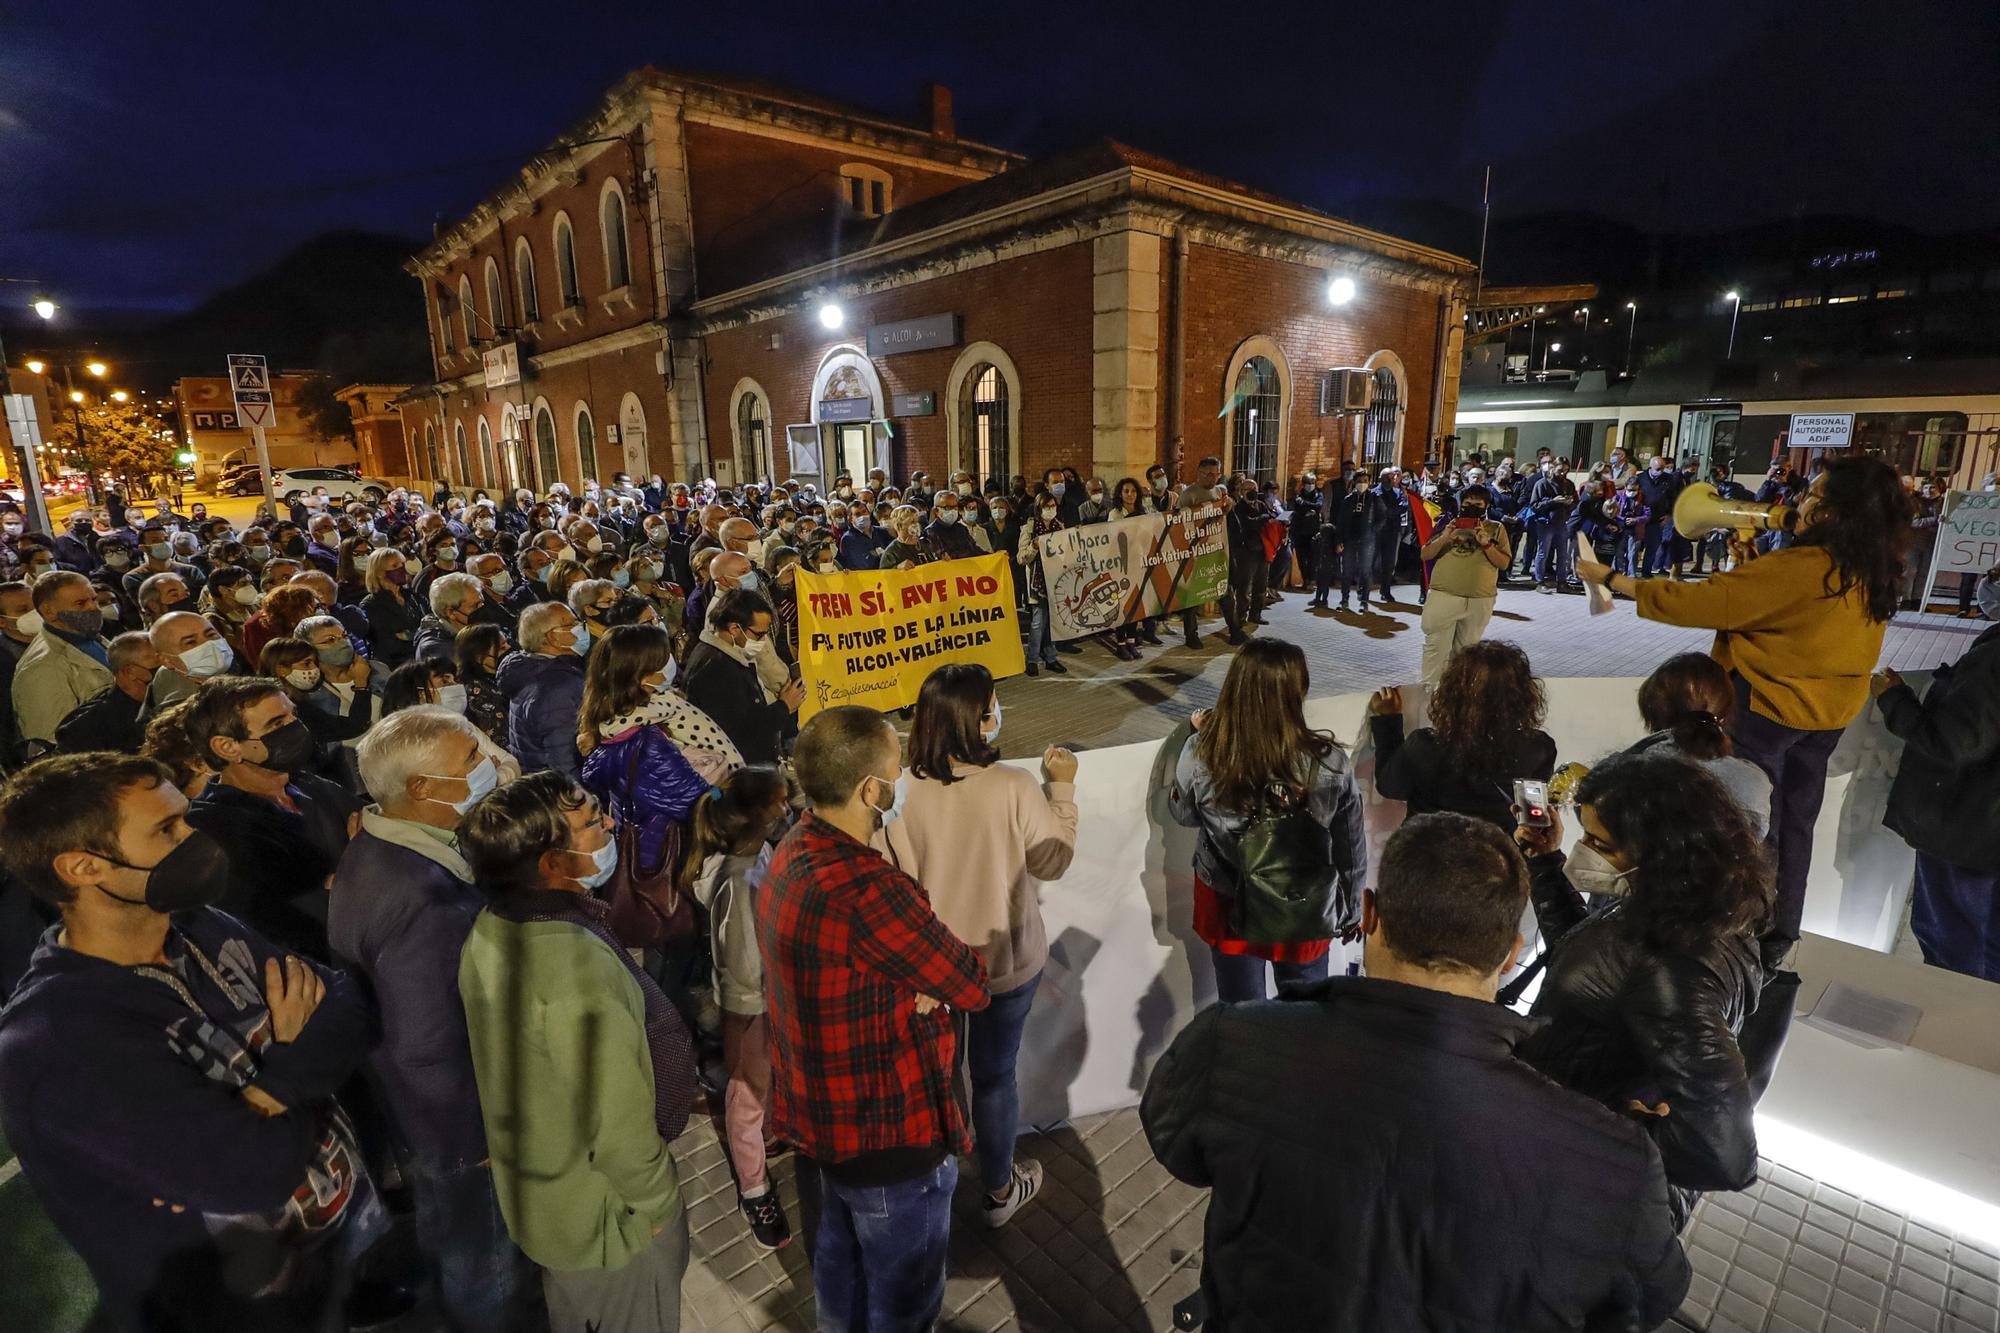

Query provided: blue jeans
[1210,948,1329,1004]
[967,974,1040,1192]
[812,1157,957,1333]
[1027,602,1056,665]
[1911,853,2000,981]
[1532,515,1573,585]
[407,1156,536,1332]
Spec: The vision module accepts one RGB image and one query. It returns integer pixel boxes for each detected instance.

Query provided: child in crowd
[684,764,794,1250]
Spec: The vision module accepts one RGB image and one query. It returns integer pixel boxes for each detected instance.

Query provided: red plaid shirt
[757,812,989,1162]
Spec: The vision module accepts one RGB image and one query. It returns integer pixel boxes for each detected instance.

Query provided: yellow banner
[795,553,1025,720]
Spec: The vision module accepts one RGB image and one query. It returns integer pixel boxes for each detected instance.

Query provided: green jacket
[458,909,680,1270]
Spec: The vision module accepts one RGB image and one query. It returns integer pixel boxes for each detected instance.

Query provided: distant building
[173,373,359,483]
[335,383,413,479]
[394,69,1477,492]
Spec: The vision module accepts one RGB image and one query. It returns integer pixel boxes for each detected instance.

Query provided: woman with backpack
[1169,637,1368,1003]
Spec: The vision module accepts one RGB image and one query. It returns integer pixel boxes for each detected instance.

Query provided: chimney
[926,83,955,142]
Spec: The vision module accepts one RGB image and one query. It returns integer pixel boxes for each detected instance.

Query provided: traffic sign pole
[227,353,278,515]
[251,422,276,511]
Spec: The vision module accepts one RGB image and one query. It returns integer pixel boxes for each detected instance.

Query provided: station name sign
[867,314,959,358]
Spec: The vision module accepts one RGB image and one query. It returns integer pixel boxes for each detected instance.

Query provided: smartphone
[1514,779,1552,828]
[1453,515,1479,530]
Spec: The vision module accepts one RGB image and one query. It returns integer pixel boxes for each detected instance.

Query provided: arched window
[534,405,560,489]
[424,424,441,480]
[552,213,580,307]
[514,238,538,324]
[574,405,596,481]
[437,288,454,352]
[458,276,475,346]
[483,257,505,333]
[1229,356,1283,483]
[838,163,893,218]
[737,392,769,483]
[1364,366,1401,464]
[601,182,631,289]
[475,418,498,488]
[452,420,470,483]
[961,364,1009,487]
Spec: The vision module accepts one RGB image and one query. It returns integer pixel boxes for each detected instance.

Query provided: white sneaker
[981,1159,1044,1229]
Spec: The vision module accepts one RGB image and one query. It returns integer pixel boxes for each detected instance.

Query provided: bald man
[148,609,235,709]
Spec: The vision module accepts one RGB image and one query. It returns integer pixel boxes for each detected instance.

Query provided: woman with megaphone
[1575,456,1913,969]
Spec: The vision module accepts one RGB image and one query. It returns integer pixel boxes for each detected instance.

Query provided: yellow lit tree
[45,398,180,492]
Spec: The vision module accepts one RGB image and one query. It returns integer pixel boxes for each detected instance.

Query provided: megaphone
[1672,482,1795,540]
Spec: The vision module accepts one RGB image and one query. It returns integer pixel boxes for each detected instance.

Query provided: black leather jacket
[1517,851,1763,1199]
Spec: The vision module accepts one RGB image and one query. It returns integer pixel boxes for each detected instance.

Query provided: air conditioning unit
[1320,368,1372,415]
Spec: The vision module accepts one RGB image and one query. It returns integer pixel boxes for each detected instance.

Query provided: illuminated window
[838,164,893,219]
[1229,357,1282,483]
[960,364,1009,488]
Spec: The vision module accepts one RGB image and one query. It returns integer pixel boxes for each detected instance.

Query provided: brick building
[396,69,1475,495]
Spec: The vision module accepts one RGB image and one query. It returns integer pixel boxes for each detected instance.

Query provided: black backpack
[1229,762,1342,945]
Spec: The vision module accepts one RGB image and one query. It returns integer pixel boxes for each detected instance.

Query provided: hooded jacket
[0,908,379,1323]
[496,648,585,778]
[580,723,711,870]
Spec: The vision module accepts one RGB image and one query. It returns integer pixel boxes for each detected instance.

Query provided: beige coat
[883,762,1077,995]
[11,630,114,747]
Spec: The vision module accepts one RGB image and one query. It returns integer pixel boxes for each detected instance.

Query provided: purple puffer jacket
[581,723,712,870]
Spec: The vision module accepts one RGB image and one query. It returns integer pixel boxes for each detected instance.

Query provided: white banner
[1930,490,2000,584]
[1036,507,1228,641]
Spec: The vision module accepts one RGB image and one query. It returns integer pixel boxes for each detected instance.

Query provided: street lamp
[1724,290,1742,359]
[111,390,129,403]
[1326,274,1356,306]
[817,302,845,331]
[1543,341,1563,373]
[32,299,56,321]
[1624,302,1638,376]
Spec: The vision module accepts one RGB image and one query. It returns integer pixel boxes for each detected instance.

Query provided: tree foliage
[45,399,179,484]
[294,374,355,444]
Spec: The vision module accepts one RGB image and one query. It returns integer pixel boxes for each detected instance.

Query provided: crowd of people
[0,447,1991,1332]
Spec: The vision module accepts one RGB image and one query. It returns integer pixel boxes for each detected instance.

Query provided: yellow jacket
[1633,546,1882,732]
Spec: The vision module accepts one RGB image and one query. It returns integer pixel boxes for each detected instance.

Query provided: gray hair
[107,631,155,673]
[429,571,483,619]
[137,571,186,614]
[356,705,477,806]
[295,614,347,643]
[517,599,574,651]
[567,578,613,619]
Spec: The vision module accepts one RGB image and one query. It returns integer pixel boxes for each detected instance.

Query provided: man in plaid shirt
[759,705,989,1332]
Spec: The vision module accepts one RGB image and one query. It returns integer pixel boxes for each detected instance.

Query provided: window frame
[552,212,580,308]
[600,180,632,290]
[514,237,539,324]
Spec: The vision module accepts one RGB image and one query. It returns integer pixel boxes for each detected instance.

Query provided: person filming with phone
[1416,483,1511,684]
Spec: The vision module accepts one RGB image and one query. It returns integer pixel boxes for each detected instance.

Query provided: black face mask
[97,829,230,914]
[245,719,314,774]
[1462,503,1488,520]
[283,536,307,557]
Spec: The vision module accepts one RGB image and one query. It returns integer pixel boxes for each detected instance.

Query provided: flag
[1404,484,1442,591]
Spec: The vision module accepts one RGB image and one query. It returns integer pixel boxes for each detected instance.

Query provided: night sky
[5,0,1997,319]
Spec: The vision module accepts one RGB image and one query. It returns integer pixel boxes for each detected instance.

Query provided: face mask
[739,569,763,594]
[384,566,410,587]
[55,608,105,637]
[1461,504,1487,520]
[247,718,314,773]
[97,828,231,914]
[100,603,121,623]
[170,638,229,680]
[868,774,906,827]
[837,487,854,500]
[1087,490,1105,505]
[829,513,847,528]
[486,570,513,595]
[571,836,618,890]
[982,698,1002,745]
[1050,482,1066,499]
[435,683,469,715]
[1,521,24,538]
[435,549,458,568]
[743,538,766,563]
[955,482,973,497]
[568,624,591,656]
[816,562,837,575]
[103,549,131,569]
[938,510,960,526]
[604,568,629,590]
[992,507,1009,522]
[15,609,45,636]
[648,526,669,546]
[244,545,269,563]
[232,584,260,607]
[1039,506,1057,521]
[316,641,357,669]
[26,563,52,582]
[555,544,578,564]
[1564,841,1634,897]
[147,542,172,561]
[284,666,322,690]
[1150,476,1167,493]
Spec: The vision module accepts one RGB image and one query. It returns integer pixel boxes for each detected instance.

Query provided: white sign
[4,394,43,447]
[1931,490,2000,580]
[1789,412,1855,449]
[227,353,275,428]
[482,343,521,389]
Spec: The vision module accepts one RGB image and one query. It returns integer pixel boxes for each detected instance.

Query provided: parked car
[273,467,391,504]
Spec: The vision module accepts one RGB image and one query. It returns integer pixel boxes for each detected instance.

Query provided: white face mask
[1564,841,1634,897]
[284,666,322,690]
[572,836,618,889]
[486,570,513,595]
[868,774,906,827]
[937,510,960,526]
[423,754,496,813]
[955,482,973,496]
[15,609,45,636]
[233,585,260,606]
[982,697,1002,745]
[436,683,469,715]
[177,638,233,679]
